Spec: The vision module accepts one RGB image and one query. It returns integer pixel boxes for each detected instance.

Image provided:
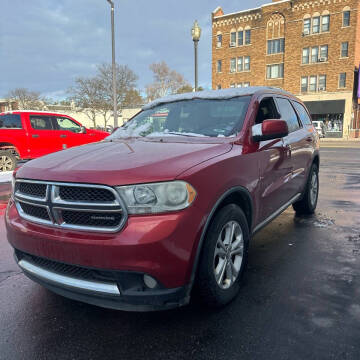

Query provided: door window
[292,102,312,125]
[30,116,53,130]
[255,98,279,124]
[56,117,81,133]
[276,98,301,132]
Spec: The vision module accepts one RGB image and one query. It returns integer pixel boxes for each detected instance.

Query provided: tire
[195,204,249,308]
[292,163,319,215]
[0,150,17,172]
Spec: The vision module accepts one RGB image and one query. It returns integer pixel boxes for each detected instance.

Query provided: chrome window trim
[13,179,128,233]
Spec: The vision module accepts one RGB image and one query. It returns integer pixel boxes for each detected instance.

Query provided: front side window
[245,29,251,45]
[309,76,317,92]
[303,18,311,35]
[318,75,326,90]
[311,46,319,63]
[244,56,250,71]
[217,60,222,72]
[343,11,350,27]
[276,98,300,132]
[216,34,222,47]
[267,38,285,55]
[230,32,236,46]
[339,73,347,88]
[266,64,284,79]
[293,102,312,125]
[238,30,244,46]
[56,117,81,133]
[302,48,310,64]
[301,77,308,92]
[0,114,22,129]
[237,57,243,72]
[321,15,330,32]
[312,17,320,33]
[230,58,236,73]
[341,42,349,57]
[29,116,53,130]
[108,97,252,139]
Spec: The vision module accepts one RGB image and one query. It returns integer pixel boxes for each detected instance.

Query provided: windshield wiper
[164,131,200,137]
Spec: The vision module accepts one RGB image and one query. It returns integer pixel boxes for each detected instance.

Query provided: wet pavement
[1,144,360,360]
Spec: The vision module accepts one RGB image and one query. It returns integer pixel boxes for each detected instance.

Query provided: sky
[1,0,266,100]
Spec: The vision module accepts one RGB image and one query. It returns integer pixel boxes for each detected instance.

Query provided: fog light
[143,274,157,289]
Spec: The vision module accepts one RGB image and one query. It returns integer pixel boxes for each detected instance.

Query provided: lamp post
[106,0,118,128]
[191,20,201,92]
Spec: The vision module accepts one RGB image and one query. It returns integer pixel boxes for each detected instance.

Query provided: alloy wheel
[310,171,318,207]
[0,155,13,172]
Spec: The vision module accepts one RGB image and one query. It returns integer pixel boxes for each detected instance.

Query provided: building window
[230,58,236,73]
[343,11,350,27]
[320,45,328,61]
[301,77,308,92]
[321,15,330,32]
[243,82,250,87]
[303,18,311,35]
[309,76,317,91]
[267,38,285,54]
[237,57,243,72]
[311,46,319,63]
[230,32,236,47]
[217,60,222,73]
[217,84,222,90]
[318,75,326,91]
[238,30,244,46]
[341,42,349,57]
[230,83,236,88]
[245,29,251,45]
[302,48,310,64]
[216,34,222,48]
[244,56,250,71]
[266,63,284,79]
[339,73,346,88]
[312,16,320,34]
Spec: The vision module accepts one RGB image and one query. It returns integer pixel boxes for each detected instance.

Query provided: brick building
[212,0,360,138]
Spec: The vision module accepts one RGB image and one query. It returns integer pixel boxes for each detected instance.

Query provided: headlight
[116,181,197,214]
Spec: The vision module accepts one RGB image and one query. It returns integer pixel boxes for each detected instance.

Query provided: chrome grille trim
[14,180,128,233]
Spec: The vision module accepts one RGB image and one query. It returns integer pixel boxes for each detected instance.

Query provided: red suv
[6,87,319,311]
[0,111,108,171]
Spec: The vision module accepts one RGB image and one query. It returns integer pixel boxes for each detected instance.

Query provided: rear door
[28,115,61,157]
[275,97,307,195]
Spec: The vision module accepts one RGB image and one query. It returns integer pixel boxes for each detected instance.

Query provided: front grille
[14,180,127,232]
[62,210,122,228]
[19,201,50,220]
[59,186,115,202]
[18,182,47,198]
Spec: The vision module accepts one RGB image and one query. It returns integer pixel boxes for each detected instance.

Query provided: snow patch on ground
[0,172,12,183]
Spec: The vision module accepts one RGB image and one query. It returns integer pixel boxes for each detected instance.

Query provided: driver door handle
[60,134,67,138]
[32,134,39,138]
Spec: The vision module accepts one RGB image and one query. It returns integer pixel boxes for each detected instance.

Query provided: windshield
[108,96,251,139]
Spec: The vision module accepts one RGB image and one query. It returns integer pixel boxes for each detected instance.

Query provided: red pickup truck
[0,111,109,171]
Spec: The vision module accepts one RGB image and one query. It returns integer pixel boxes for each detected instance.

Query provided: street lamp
[106,0,118,128]
[191,20,201,92]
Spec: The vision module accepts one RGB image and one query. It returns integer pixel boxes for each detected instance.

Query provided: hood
[16,139,232,185]
[87,128,109,137]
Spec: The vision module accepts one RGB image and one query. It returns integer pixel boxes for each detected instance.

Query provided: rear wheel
[293,163,319,215]
[0,151,17,172]
[196,204,249,307]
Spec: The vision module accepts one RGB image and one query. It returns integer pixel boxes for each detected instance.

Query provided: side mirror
[80,126,86,134]
[252,119,289,142]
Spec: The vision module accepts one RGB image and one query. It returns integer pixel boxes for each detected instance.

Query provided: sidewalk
[320,137,360,141]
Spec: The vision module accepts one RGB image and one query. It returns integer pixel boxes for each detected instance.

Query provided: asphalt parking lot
[1,143,360,360]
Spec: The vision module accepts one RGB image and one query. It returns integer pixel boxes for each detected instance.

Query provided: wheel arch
[188,186,253,292]
[0,142,19,157]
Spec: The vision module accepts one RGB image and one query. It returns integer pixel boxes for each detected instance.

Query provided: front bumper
[15,250,190,311]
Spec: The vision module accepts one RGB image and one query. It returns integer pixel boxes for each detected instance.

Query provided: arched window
[230,28,236,47]
[267,13,285,55]
[244,25,251,45]
[343,6,351,27]
[312,12,321,34]
[216,31,222,48]
[237,27,244,46]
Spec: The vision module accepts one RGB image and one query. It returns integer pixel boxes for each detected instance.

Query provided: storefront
[304,100,345,138]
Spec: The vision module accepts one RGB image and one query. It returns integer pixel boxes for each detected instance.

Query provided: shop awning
[303,100,345,115]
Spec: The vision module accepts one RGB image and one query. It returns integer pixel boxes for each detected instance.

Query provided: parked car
[0,111,109,171]
[6,87,320,311]
[312,120,325,138]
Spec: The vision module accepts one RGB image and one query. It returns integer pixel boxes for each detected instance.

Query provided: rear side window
[0,114,22,129]
[292,101,312,125]
[30,116,53,130]
[275,98,300,133]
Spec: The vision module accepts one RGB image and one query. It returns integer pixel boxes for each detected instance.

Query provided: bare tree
[146,61,190,101]
[6,88,44,110]
[123,89,143,107]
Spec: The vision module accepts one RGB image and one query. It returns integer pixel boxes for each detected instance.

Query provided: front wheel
[293,163,319,215]
[195,204,249,307]
[0,151,17,172]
